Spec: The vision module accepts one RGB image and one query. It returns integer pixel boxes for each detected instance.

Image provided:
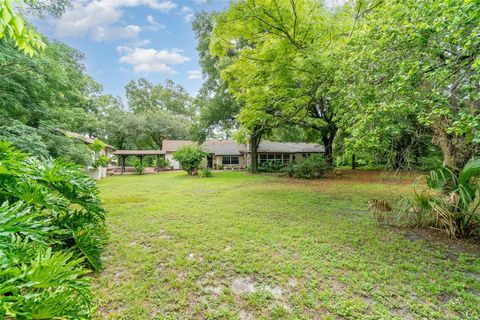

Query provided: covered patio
[112,150,165,173]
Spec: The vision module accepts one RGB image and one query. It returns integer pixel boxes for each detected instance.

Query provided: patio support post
[121,155,126,174]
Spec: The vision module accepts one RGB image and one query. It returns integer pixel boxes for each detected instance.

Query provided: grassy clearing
[94,170,479,319]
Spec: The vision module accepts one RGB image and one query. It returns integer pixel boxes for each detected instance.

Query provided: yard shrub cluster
[133,159,145,175]
[89,140,109,169]
[0,142,107,319]
[173,146,208,175]
[283,154,329,179]
[92,155,108,168]
[198,168,213,178]
[258,160,283,173]
[156,157,171,169]
[396,157,480,238]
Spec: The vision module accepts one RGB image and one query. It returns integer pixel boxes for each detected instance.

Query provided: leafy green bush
[88,139,106,153]
[258,160,283,173]
[157,157,171,169]
[0,122,93,166]
[173,146,208,175]
[283,154,328,179]
[92,155,108,168]
[133,159,145,175]
[0,141,107,318]
[198,168,213,178]
[396,157,480,238]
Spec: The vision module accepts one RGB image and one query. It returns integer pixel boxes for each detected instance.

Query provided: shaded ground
[94,170,479,319]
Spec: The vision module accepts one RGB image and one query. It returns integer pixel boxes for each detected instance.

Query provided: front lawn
[94,171,479,319]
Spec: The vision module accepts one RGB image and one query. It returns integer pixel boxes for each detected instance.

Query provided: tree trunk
[249,128,262,174]
[352,154,356,170]
[320,123,337,167]
[432,122,472,171]
[311,98,337,167]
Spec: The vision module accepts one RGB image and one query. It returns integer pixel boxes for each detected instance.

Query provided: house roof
[254,140,325,153]
[161,140,196,152]
[202,139,247,155]
[112,150,165,156]
[59,130,115,150]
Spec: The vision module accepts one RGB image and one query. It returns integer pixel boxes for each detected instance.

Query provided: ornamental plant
[0,141,107,318]
[283,154,329,179]
[173,146,208,175]
[397,157,480,238]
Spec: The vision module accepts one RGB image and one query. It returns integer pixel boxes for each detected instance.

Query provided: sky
[33,0,230,99]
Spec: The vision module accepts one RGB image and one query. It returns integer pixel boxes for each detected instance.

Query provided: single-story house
[116,139,324,171]
[202,139,247,169]
[244,141,325,169]
[165,139,325,170]
[203,140,324,169]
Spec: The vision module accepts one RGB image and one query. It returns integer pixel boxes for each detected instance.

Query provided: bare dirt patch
[396,227,480,256]
[232,277,257,295]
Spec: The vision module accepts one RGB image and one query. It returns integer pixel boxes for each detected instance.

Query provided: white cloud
[117,46,190,75]
[130,38,152,47]
[180,6,194,23]
[146,15,165,31]
[187,70,202,80]
[55,0,176,41]
[92,25,141,41]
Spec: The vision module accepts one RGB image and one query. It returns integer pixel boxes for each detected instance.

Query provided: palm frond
[459,157,480,186]
[427,166,456,191]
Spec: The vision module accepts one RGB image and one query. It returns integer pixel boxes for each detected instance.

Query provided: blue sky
[34,0,230,100]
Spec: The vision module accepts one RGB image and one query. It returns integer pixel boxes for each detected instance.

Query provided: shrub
[92,154,108,168]
[199,168,213,178]
[395,157,480,238]
[0,122,92,166]
[157,157,171,169]
[283,154,328,179]
[88,139,106,153]
[0,141,107,318]
[258,160,283,173]
[173,146,208,175]
[133,159,145,175]
[0,120,49,158]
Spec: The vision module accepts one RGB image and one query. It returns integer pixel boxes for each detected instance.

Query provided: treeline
[1,42,196,164]
[191,0,479,172]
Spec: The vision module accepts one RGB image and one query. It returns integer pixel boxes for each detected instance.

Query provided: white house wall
[165,153,181,170]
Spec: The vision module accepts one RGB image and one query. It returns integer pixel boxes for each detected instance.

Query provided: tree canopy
[202,0,479,171]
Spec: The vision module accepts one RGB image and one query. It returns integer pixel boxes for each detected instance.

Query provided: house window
[258,154,291,165]
[222,156,239,165]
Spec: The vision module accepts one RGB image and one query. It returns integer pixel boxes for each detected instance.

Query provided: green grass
[94,170,480,319]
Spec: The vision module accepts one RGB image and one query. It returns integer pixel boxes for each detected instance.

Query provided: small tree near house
[173,146,208,175]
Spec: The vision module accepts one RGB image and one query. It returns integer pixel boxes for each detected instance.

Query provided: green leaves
[0,142,107,318]
[73,227,104,272]
[0,0,46,55]
[0,247,91,319]
[173,145,208,175]
[0,202,53,244]
[344,0,479,168]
